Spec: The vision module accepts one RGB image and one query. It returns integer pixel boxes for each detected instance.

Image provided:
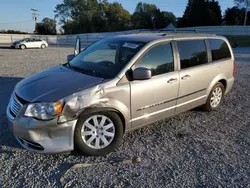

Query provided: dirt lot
[0,46,250,187]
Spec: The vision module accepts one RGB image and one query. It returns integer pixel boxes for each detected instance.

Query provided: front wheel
[203,82,225,111]
[20,44,26,50]
[74,111,124,156]
[41,44,46,49]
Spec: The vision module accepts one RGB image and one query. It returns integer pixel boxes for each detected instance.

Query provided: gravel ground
[0,46,250,187]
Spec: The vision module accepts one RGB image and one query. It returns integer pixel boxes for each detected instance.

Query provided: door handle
[167,78,178,83]
[181,75,191,80]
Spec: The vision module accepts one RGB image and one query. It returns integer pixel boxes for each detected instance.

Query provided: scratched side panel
[60,79,131,130]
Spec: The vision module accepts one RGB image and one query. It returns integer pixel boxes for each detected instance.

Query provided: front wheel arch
[74,110,124,156]
[78,107,126,133]
[20,44,26,49]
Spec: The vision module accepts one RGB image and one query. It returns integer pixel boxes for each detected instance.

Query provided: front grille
[16,94,28,104]
[9,94,23,118]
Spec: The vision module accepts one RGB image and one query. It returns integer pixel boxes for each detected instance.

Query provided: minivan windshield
[68,38,146,79]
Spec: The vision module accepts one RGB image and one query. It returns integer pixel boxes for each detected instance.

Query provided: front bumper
[7,103,77,154]
[11,44,19,49]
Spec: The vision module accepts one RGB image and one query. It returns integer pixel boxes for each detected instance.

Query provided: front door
[24,38,33,48]
[130,42,179,128]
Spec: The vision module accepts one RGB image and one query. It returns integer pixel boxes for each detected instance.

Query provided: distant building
[165,23,176,29]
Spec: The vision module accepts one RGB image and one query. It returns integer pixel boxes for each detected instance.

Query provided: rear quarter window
[209,39,231,61]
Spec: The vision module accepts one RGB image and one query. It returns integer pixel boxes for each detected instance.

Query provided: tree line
[53,0,177,34]
[0,30,28,34]
[34,0,250,35]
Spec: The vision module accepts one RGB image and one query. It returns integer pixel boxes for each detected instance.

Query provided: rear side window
[135,43,174,76]
[209,39,231,61]
[177,40,208,69]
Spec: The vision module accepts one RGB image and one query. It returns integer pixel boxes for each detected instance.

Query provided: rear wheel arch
[218,79,227,91]
[206,76,227,97]
[41,44,46,49]
[203,82,225,111]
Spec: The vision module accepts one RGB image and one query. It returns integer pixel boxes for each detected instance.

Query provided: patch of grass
[225,36,250,47]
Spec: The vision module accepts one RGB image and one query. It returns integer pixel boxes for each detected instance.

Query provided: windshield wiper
[69,65,97,76]
[64,63,111,78]
[64,63,83,72]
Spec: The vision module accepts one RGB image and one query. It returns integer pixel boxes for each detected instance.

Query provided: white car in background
[11,38,48,49]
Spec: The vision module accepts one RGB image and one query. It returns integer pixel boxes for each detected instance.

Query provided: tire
[20,45,26,50]
[41,44,46,49]
[203,82,225,111]
[74,110,124,156]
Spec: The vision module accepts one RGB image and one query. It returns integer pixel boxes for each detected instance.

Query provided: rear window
[209,39,231,61]
[177,40,208,69]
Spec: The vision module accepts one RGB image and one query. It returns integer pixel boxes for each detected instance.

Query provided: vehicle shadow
[0,76,24,149]
[0,45,13,49]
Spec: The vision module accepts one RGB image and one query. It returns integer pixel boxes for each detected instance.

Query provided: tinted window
[35,39,42,41]
[21,38,30,42]
[135,43,174,76]
[209,39,231,61]
[177,40,208,69]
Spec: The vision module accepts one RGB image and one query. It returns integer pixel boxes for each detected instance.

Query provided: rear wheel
[203,82,225,111]
[20,44,26,50]
[41,44,46,49]
[74,111,123,156]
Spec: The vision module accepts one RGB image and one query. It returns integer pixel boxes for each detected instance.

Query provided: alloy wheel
[210,87,223,108]
[81,115,115,149]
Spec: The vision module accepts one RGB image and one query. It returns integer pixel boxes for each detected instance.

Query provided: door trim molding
[131,95,206,122]
[178,88,206,99]
[176,95,206,108]
[136,98,176,112]
[131,106,176,122]
[136,88,206,112]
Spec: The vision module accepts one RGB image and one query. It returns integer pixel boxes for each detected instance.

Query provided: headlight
[24,101,64,120]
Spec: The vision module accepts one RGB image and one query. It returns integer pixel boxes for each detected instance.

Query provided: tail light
[233,60,236,77]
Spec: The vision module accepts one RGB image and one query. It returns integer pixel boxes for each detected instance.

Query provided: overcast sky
[0,0,234,32]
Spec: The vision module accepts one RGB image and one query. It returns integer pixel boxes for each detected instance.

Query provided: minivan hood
[15,65,104,102]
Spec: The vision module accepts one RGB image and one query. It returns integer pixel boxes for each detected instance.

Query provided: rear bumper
[7,104,77,154]
[225,77,234,94]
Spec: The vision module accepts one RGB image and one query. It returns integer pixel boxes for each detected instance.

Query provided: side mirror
[74,37,81,56]
[133,67,152,80]
[67,54,75,62]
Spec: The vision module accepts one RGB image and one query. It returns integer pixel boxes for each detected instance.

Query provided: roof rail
[135,29,198,34]
[135,29,161,34]
[160,29,197,34]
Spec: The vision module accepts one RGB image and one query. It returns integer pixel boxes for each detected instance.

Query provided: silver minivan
[7,33,235,156]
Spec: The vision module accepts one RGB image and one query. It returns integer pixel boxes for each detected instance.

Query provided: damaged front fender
[58,83,131,130]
